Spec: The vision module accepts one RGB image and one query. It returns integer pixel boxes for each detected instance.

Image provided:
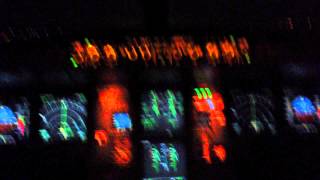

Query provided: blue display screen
[0,98,30,145]
[285,89,320,134]
[113,113,132,129]
[291,96,316,115]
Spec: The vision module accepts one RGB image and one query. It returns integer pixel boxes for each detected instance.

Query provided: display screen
[141,90,184,136]
[230,90,276,135]
[142,140,186,180]
[38,93,87,143]
[285,89,320,134]
[193,86,227,164]
[95,84,132,166]
[0,97,29,145]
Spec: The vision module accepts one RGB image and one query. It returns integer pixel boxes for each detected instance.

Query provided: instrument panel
[230,90,276,136]
[39,94,87,143]
[0,65,319,180]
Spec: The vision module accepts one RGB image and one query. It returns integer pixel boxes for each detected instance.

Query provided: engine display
[230,90,276,135]
[38,93,87,143]
[285,89,320,134]
[0,97,29,145]
[142,140,186,180]
[141,90,184,136]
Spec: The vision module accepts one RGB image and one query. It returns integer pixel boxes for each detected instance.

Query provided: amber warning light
[70,36,250,68]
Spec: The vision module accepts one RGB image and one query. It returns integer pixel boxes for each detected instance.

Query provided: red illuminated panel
[95,84,132,166]
[97,85,129,130]
[193,86,227,164]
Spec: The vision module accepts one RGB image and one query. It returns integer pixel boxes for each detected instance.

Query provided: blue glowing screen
[0,98,30,145]
[113,113,132,129]
[0,106,17,124]
[291,96,316,115]
[285,89,320,134]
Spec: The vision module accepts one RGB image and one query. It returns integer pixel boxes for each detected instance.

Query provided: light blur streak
[94,130,108,146]
[39,129,50,142]
[151,145,161,173]
[17,114,26,136]
[113,135,132,166]
[213,145,227,162]
[70,36,250,67]
[200,130,212,164]
[103,44,118,66]
[159,143,170,172]
[169,144,179,172]
[70,57,78,68]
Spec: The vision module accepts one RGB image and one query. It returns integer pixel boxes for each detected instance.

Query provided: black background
[1,0,320,179]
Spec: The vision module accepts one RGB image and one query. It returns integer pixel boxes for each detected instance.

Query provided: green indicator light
[245,54,251,64]
[61,100,68,124]
[151,147,161,173]
[142,118,156,130]
[151,91,160,116]
[70,57,78,68]
[59,127,68,140]
[65,125,74,138]
[205,88,212,98]
[194,88,202,99]
[169,145,179,172]
[59,100,74,139]
[168,91,177,117]
[200,88,207,99]
[84,38,91,46]
[230,35,236,44]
